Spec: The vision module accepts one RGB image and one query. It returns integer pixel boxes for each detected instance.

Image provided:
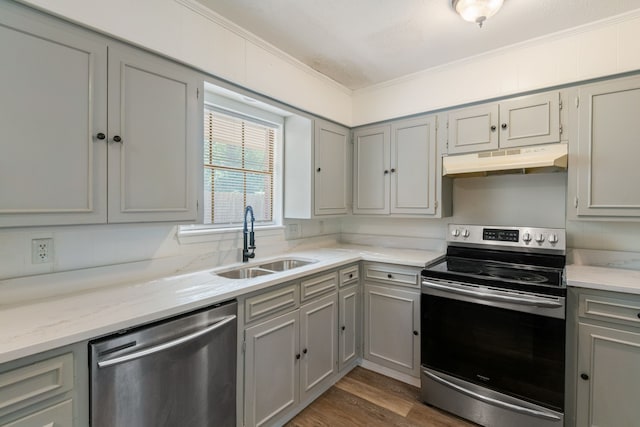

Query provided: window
[203,107,277,226]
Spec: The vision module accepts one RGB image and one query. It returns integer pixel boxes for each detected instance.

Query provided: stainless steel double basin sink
[214,258,316,279]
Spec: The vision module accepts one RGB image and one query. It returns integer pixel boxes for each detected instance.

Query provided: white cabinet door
[574,76,640,217]
[353,125,390,214]
[364,284,420,377]
[339,285,360,371]
[107,45,199,223]
[390,116,437,215]
[577,322,640,427]
[314,120,349,216]
[0,3,107,227]
[299,293,338,403]
[244,311,299,427]
[447,103,499,154]
[499,91,560,149]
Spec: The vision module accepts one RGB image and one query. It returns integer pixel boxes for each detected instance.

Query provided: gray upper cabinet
[107,45,199,223]
[447,91,561,154]
[570,75,640,218]
[284,117,350,218]
[0,2,199,227]
[353,116,443,216]
[0,2,107,227]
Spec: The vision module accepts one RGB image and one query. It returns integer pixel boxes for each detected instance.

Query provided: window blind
[204,107,275,225]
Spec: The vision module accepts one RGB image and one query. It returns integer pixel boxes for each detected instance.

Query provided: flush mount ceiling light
[452,0,504,28]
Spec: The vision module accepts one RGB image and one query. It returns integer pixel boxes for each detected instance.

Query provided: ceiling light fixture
[452,0,504,28]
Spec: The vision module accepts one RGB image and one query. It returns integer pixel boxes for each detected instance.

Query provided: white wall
[352,11,640,125]
[16,0,353,126]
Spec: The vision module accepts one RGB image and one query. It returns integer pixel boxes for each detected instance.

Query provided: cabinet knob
[296,353,301,360]
[580,373,589,381]
[390,168,396,173]
[341,326,346,331]
[96,132,106,140]
[384,170,389,175]
[501,123,508,130]
[490,125,496,132]
[637,312,640,319]
[303,348,308,354]
[413,330,419,336]
[317,167,321,172]
[113,135,122,143]
[387,273,393,279]
[349,273,353,279]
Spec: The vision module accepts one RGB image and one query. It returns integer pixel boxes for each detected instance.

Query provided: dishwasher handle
[97,314,236,368]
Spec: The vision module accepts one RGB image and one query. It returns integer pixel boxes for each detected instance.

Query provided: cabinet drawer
[0,353,73,418]
[5,399,72,427]
[339,265,359,287]
[301,272,338,302]
[364,263,419,288]
[245,284,299,324]
[579,293,640,328]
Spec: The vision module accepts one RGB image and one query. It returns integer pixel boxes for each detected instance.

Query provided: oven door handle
[422,280,563,308]
[423,370,562,421]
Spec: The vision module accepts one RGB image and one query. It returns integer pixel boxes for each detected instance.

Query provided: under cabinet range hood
[442,143,568,178]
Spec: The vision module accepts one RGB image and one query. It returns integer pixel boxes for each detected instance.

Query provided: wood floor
[286,367,478,427]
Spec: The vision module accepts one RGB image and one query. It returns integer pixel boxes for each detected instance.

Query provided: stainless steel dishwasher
[90,300,237,427]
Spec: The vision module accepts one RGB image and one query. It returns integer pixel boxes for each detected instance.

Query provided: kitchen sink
[258,259,314,271]
[214,258,317,279]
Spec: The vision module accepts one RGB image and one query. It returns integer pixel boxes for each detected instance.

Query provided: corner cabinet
[0,1,200,227]
[569,75,640,218]
[353,115,447,216]
[572,288,640,426]
[284,116,350,218]
[446,91,561,154]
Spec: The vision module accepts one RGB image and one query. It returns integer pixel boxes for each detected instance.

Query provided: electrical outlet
[32,238,53,264]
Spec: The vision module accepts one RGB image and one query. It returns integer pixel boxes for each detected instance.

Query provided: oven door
[421,278,566,412]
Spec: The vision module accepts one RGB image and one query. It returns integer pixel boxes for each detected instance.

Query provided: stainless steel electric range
[420,224,566,427]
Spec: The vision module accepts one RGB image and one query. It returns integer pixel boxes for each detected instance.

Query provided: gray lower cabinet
[569,75,640,218]
[363,263,421,377]
[0,342,88,427]
[0,0,199,227]
[243,291,338,427]
[574,289,640,426]
[338,284,360,371]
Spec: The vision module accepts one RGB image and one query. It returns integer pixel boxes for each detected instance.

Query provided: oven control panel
[448,224,565,252]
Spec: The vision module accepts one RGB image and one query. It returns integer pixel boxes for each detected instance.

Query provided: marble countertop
[0,245,441,365]
[566,264,640,295]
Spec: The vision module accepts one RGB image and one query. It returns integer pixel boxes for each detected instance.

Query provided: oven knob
[451,229,460,237]
[549,234,559,244]
[535,234,545,243]
[522,232,532,243]
[462,229,470,238]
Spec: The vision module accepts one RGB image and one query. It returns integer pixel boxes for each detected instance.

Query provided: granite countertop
[0,245,441,365]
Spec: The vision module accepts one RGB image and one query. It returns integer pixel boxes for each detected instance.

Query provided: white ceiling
[198,0,640,90]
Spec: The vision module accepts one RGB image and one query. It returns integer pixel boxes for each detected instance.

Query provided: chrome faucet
[243,205,256,262]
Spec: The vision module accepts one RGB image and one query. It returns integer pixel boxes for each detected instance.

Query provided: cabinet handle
[303,348,308,354]
[96,132,106,140]
[580,373,589,381]
[387,273,393,279]
[341,326,346,331]
[317,167,321,172]
[113,135,122,143]
[501,123,507,130]
[490,125,496,132]
[296,353,301,360]
[413,330,419,336]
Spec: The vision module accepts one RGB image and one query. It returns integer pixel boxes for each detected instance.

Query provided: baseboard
[358,359,421,387]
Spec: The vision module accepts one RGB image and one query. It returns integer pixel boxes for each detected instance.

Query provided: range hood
[442,143,568,178]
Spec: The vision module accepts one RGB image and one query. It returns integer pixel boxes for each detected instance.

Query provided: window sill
[177,224,285,244]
